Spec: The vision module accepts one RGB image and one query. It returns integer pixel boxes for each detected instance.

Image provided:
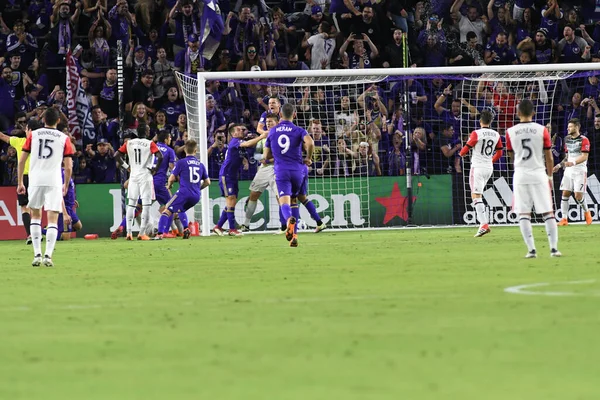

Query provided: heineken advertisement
[75,176,453,237]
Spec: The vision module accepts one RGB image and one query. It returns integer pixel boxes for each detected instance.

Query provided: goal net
[180,65,597,232]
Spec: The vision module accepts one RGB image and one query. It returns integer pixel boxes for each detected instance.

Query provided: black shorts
[17,175,29,207]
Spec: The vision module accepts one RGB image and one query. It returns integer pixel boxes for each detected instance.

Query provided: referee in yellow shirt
[0,118,41,244]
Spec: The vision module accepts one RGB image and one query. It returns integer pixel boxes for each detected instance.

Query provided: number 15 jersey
[465,127,502,169]
[118,138,160,182]
[22,128,74,187]
[506,122,551,183]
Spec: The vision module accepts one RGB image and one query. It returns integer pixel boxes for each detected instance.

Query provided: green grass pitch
[1,226,600,400]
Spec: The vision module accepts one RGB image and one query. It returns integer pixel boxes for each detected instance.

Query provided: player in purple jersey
[152,131,182,236]
[155,140,210,240]
[213,124,266,237]
[51,168,83,241]
[265,103,314,247]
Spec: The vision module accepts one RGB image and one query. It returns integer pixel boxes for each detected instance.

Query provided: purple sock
[279,207,286,229]
[179,212,189,228]
[302,199,322,224]
[280,203,292,222]
[227,207,237,230]
[291,204,300,233]
[121,206,142,229]
[217,209,227,228]
[158,213,171,234]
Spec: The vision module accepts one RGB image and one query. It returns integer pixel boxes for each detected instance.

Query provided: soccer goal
[178,63,597,234]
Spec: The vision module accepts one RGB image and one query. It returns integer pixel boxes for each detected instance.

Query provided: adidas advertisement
[462,174,600,224]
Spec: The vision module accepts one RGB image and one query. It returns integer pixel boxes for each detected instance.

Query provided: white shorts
[249,166,278,194]
[560,172,587,193]
[128,179,155,205]
[469,167,493,195]
[28,186,63,212]
[513,182,554,214]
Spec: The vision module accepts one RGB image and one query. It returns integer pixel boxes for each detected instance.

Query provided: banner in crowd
[66,50,95,143]
[72,176,453,237]
[0,187,47,240]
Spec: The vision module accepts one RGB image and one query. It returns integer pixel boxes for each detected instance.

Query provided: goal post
[178,63,597,232]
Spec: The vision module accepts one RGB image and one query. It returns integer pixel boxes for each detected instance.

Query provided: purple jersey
[154,142,176,185]
[219,137,243,178]
[172,156,208,197]
[61,169,76,207]
[265,120,307,173]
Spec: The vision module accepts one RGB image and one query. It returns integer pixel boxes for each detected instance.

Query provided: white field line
[504,280,599,297]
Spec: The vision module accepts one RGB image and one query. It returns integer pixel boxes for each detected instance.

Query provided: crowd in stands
[1,0,600,186]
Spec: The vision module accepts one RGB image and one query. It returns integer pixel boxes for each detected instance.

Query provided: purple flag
[199,0,225,60]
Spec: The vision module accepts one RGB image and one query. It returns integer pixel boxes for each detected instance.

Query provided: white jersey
[307,33,335,70]
[564,134,590,176]
[465,127,502,168]
[506,122,551,183]
[118,138,159,182]
[23,128,74,187]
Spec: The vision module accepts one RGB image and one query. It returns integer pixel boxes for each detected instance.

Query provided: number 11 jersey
[118,138,159,182]
[465,127,502,169]
[506,122,552,184]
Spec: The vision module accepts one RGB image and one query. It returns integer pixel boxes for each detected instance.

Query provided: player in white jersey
[506,100,560,258]
[459,110,503,237]
[553,118,593,226]
[115,132,163,240]
[17,108,74,267]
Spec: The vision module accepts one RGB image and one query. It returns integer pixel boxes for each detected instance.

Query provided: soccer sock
[280,203,292,222]
[31,219,42,256]
[22,212,31,236]
[561,197,569,220]
[174,217,184,233]
[302,199,322,225]
[57,214,64,239]
[473,198,487,227]
[119,216,127,229]
[140,206,151,236]
[217,209,228,228]
[126,205,136,234]
[576,197,589,212]
[179,212,189,229]
[244,200,258,226]
[291,204,300,233]
[544,215,559,251]
[226,207,237,230]
[158,213,170,235]
[518,216,536,252]
[45,223,58,258]
[279,207,286,230]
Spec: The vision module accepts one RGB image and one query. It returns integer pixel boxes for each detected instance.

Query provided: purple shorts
[154,183,172,206]
[275,168,307,198]
[219,176,239,197]
[166,189,200,213]
[66,204,80,225]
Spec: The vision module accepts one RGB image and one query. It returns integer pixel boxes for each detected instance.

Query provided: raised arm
[450,0,465,14]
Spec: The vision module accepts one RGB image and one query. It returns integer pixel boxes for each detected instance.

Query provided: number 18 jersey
[465,128,502,169]
[506,122,551,183]
[118,138,159,182]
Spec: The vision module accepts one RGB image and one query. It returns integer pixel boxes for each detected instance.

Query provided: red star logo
[375,182,416,224]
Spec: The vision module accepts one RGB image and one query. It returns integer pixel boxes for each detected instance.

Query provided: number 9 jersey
[506,122,551,184]
[465,128,502,169]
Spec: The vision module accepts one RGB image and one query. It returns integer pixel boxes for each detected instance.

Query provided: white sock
[561,197,569,220]
[544,215,558,251]
[126,206,135,235]
[244,200,258,226]
[45,223,58,258]
[171,220,178,231]
[140,206,151,236]
[30,218,42,256]
[473,198,487,227]
[519,216,536,252]
[576,197,589,212]
[174,217,184,233]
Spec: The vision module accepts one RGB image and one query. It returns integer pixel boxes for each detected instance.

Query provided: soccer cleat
[285,217,296,242]
[163,232,176,238]
[239,224,250,232]
[137,234,150,241]
[525,249,537,259]
[42,255,54,267]
[228,229,243,237]
[126,234,133,241]
[314,223,327,234]
[274,227,286,235]
[111,226,123,240]
[182,228,191,239]
[550,249,562,257]
[213,226,224,236]
[557,218,568,226]
[152,234,163,240]
[26,235,32,245]
[290,234,298,247]
[31,254,42,267]
[585,211,593,225]
[474,225,491,238]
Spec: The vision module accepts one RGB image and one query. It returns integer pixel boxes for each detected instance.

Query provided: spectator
[487,1,515,45]
[383,29,415,68]
[86,138,117,183]
[484,31,517,65]
[175,34,208,75]
[214,49,232,71]
[515,7,536,44]
[539,0,563,41]
[308,119,330,176]
[93,68,119,119]
[90,106,119,148]
[449,31,484,66]
[208,131,228,179]
[6,19,38,69]
[108,0,133,51]
[125,69,155,113]
[223,6,259,60]
[334,95,355,138]
[88,12,112,67]
[329,0,362,35]
[303,21,335,70]
[450,0,490,44]
[517,28,557,64]
[126,42,152,84]
[558,25,592,63]
[47,1,81,68]
[236,43,267,71]
[206,94,226,145]
[161,86,186,126]
[340,33,378,69]
[150,110,172,138]
[74,158,92,184]
[354,141,381,176]
[331,138,355,177]
[171,113,187,143]
[387,132,406,176]
[350,6,382,49]
[434,85,463,135]
[513,1,535,22]
[19,84,40,118]
[418,22,447,67]
[434,124,462,174]
[153,46,176,99]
